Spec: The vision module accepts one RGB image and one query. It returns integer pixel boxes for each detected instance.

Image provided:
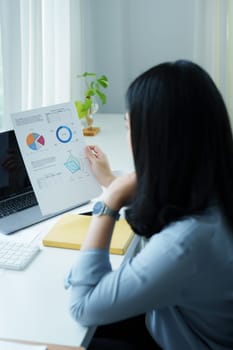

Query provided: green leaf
[75,98,92,118]
[83,72,96,77]
[76,72,109,108]
[96,89,107,105]
[97,75,109,88]
[82,97,92,111]
[85,88,95,97]
[95,82,100,90]
[90,81,96,89]
[75,100,86,118]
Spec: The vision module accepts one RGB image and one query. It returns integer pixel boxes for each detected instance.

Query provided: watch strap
[102,204,120,220]
[93,201,120,220]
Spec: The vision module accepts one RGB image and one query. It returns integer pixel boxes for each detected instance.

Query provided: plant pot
[81,114,100,136]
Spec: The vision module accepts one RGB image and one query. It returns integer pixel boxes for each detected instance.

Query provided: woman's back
[144,206,233,349]
[67,60,233,350]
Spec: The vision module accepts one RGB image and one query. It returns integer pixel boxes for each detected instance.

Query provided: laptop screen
[0,130,32,201]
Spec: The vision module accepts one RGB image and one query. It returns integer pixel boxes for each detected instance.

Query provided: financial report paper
[11,102,101,215]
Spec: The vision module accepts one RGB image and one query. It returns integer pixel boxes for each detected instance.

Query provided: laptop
[0,129,90,235]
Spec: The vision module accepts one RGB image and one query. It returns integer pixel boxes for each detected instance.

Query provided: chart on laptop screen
[11,102,102,216]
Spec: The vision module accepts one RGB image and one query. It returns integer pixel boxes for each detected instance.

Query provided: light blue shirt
[65,206,233,350]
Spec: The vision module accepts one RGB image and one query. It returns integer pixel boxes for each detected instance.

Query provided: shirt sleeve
[64,219,200,327]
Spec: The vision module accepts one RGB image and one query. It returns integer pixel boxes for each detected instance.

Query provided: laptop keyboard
[0,192,38,218]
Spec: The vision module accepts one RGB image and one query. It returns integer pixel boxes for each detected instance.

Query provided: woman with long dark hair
[65,60,233,350]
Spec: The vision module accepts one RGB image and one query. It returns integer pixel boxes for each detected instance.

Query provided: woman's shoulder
[161,205,223,234]
[146,205,233,257]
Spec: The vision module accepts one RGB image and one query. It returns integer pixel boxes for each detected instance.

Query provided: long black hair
[125,60,233,238]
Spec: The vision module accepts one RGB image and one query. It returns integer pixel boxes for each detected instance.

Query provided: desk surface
[0,114,137,349]
[0,339,85,350]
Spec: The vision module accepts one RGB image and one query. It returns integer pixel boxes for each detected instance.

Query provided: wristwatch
[93,201,120,220]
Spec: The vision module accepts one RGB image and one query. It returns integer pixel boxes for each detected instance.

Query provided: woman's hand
[85,145,116,187]
[102,172,137,211]
[81,172,137,251]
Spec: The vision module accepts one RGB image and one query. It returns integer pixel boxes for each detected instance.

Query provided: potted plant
[75,72,109,136]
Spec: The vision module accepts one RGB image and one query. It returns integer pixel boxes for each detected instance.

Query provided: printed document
[11,102,101,215]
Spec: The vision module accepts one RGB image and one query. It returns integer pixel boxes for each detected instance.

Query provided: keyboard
[0,237,40,270]
[0,192,38,218]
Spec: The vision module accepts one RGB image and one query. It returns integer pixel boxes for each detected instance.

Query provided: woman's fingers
[85,145,116,187]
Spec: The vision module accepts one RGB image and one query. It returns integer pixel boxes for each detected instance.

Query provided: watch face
[93,201,104,216]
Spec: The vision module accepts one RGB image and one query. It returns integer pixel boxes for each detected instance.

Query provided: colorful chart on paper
[11,102,102,215]
[56,125,72,143]
[26,132,45,151]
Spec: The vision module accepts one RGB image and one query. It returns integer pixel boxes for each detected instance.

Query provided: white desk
[0,114,138,349]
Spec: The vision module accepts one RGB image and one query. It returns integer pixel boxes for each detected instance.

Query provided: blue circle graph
[56,125,72,143]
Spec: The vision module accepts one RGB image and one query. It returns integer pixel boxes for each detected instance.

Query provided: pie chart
[26,132,45,150]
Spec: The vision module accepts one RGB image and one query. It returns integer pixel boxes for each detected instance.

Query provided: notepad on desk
[42,214,134,255]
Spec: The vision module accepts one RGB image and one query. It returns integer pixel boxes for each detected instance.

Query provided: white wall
[81,0,197,113]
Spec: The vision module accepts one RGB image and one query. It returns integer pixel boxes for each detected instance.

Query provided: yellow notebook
[43,214,134,255]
